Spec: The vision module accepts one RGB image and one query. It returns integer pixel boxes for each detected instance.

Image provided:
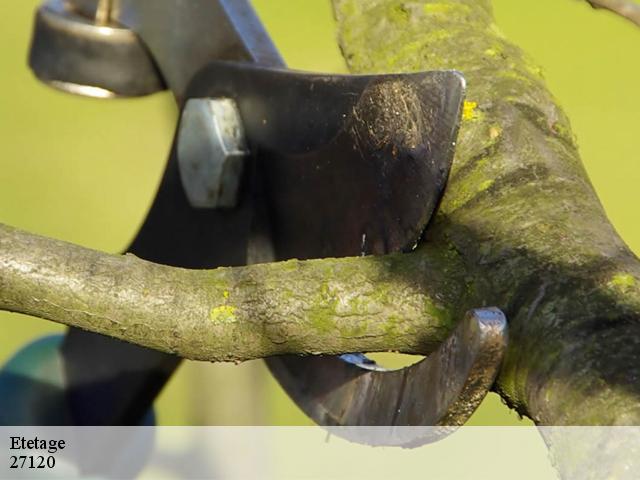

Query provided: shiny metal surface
[269,308,508,446]
[69,0,284,101]
[183,62,465,258]
[29,0,165,97]
[177,98,248,208]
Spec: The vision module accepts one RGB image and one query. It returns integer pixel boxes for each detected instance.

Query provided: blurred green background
[0,0,638,426]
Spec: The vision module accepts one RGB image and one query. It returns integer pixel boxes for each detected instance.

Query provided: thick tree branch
[332,0,640,429]
[0,223,464,362]
[585,0,640,27]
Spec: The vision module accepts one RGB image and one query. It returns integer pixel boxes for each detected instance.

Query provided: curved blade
[185,61,465,257]
[270,309,508,447]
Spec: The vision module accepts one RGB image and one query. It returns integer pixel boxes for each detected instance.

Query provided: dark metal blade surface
[184,61,465,258]
[271,309,508,446]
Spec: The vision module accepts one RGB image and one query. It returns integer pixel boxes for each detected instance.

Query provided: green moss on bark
[333,0,640,426]
[0,223,466,362]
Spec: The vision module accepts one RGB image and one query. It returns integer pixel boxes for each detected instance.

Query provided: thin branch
[585,0,640,27]
[0,223,463,362]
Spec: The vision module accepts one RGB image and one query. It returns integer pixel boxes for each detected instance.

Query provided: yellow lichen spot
[223,290,230,299]
[462,101,479,121]
[609,273,636,290]
[489,22,506,39]
[484,48,498,57]
[524,60,545,79]
[210,305,237,324]
[489,126,502,140]
[479,179,494,192]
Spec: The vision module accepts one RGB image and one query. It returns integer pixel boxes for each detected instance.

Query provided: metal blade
[184,61,465,258]
[270,309,508,446]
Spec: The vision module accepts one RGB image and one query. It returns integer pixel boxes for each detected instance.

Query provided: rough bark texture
[332,0,640,426]
[0,223,466,362]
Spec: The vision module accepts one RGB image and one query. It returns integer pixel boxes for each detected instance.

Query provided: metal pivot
[177,98,248,208]
[25,0,508,440]
[29,0,165,97]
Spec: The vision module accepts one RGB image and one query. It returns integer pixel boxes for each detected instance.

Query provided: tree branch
[0,223,464,362]
[332,0,640,429]
[585,0,640,27]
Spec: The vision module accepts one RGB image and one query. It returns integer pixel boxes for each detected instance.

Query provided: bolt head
[177,98,248,208]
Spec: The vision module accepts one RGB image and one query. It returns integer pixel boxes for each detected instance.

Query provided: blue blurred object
[0,334,156,428]
[0,335,157,477]
[0,335,72,425]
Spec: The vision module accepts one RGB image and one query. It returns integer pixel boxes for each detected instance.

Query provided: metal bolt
[95,0,114,25]
[177,98,249,209]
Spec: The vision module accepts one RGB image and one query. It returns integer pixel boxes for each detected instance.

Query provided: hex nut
[177,98,248,208]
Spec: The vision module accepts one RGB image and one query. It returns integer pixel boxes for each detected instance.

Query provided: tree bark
[0,223,465,362]
[331,0,640,427]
